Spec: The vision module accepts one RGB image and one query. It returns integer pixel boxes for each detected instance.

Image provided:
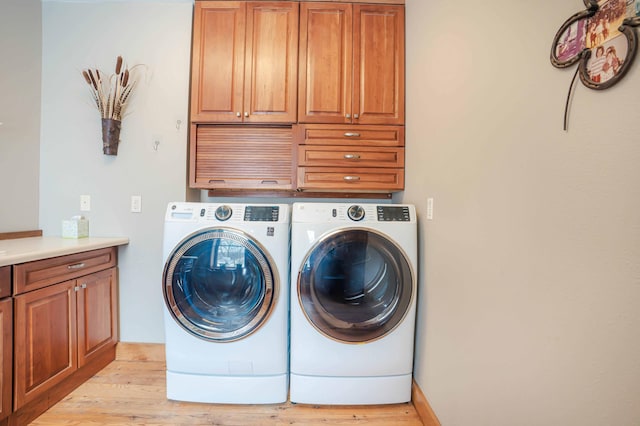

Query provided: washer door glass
[298,229,413,343]
[163,229,277,342]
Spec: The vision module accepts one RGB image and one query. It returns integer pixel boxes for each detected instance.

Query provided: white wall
[0,0,41,232]
[403,0,640,425]
[40,0,194,342]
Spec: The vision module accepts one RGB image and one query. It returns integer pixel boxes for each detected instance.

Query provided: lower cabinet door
[0,298,12,420]
[14,281,77,410]
[77,268,118,368]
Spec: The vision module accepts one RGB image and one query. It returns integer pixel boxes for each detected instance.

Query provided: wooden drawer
[294,124,404,147]
[13,247,117,295]
[298,146,404,168]
[0,267,10,299]
[297,167,404,191]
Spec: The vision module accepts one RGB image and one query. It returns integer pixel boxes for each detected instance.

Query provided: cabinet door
[244,2,299,123]
[191,125,294,190]
[14,281,77,410]
[191,1,246,123]
[353,4,405,125]
[0,298,11,421]
[298,2,352,124]
[77,268,118,368]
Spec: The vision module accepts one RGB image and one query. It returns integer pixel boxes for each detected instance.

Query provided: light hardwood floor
[30,344,424,425]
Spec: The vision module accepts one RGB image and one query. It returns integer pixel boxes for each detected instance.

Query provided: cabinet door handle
[74,286,81,292]
[344,154,361,160]
[67,262,85,270]
[81,283,87,289]
[353,114,359,119]
[344,132,360,137]
[244,112,249,117]
[345,114,351,119]
[236,112,241,117]
[343,176,361,181]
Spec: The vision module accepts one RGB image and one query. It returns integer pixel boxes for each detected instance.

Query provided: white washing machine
[290,202,417,405]
[162,202,290,404]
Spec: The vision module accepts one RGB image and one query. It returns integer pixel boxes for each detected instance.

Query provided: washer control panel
[244,206,280,222]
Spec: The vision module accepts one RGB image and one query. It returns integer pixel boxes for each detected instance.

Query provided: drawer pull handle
[261,180,278,184]
[67,263,85,270]
[344,154,360,160]
[344,132,360,137]
[209,179,226,184]
[343,176,360,181]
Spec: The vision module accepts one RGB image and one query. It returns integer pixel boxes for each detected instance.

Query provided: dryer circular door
[163,228,278,342]
[297,228,413,343]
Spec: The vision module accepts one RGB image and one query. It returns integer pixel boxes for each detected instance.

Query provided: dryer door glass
[298,229,413,343]
[163,229,277,342]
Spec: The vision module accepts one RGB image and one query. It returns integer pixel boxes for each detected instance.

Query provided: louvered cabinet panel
[190,125,294,190]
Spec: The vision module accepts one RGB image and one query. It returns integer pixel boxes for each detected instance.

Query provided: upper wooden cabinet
[190,1,299,124]
[298,2,405,125]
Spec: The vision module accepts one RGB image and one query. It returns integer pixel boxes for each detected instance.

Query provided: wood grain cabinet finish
[298,2,405,125]
[0,268,11,422]
[190,125,294,190]
[10,247,119,425]
[295,124,405,192]
[13,267,117,411]
[190,1,299,124]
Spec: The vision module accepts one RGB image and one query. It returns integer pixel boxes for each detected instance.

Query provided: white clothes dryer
[290,202,417,405]
[162,202,290,404]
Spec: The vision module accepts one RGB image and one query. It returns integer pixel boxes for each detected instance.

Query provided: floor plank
[30,359,424,425]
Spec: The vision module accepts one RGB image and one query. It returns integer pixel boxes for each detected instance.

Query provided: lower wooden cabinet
[13,267,117,411]
[0,296,11,423]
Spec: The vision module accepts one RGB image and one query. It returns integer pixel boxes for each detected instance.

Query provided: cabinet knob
[244,112,249,117]
[344,154,361,160]
[344,132,360,137]
[354,114,359,119]
[236,112,241,117]
[345,114,351,119]
[343,176,361,181]
[81,283,87,289]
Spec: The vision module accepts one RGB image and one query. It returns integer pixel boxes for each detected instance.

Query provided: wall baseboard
[412,380,441,426]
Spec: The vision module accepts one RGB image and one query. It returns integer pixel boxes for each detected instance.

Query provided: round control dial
[347,205,365,221]
[214,205,232,221]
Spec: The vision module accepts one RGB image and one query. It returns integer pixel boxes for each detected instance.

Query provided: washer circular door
[298,228,413,343]
[163,228,278,342]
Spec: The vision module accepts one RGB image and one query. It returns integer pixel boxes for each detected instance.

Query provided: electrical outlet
[80,195,91,212]
[426,197,434,220]
[131,195,142,213]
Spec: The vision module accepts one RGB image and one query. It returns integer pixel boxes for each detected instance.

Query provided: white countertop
[0,236,129,267]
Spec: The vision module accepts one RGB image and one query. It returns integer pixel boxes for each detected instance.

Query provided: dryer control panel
[376,206,411,222]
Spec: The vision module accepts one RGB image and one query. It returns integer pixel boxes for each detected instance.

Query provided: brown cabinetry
[189,1,405,196]
[295,123,404,192]
[298,2,405,125]
[190,1,299,124]
[0,267,11,423]
[11,248,118,424]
